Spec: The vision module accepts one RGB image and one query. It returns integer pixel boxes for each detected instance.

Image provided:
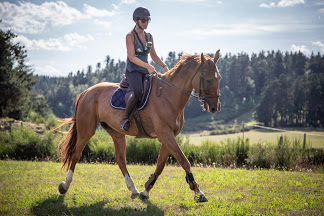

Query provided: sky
[1,0,324,77]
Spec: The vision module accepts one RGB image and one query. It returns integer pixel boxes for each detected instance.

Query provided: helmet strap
[136,22,144,30]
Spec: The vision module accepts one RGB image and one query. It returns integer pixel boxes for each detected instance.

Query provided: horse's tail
[56,90,87,171]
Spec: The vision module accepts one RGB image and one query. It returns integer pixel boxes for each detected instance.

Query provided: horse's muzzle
[205,100,221,113]
[210,102,222,113]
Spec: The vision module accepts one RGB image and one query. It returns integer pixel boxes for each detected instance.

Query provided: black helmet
[133,7,150,22]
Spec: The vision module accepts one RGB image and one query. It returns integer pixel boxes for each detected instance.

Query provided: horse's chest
[174,113,184,135]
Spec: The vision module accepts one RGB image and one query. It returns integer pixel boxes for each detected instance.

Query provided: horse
[56,50,222,203]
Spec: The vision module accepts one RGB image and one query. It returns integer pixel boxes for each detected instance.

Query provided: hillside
[0,118,46,134]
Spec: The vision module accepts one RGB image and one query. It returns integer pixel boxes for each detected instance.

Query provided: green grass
[188,129,324,149]
[1,160,323,215]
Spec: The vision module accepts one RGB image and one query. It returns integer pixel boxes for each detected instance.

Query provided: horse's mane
[164,54,214,80]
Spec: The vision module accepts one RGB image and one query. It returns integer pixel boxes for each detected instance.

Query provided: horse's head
[192,50,222,113]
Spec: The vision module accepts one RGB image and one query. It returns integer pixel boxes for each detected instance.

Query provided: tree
[307,74,324,126]
[0,25,37,119]
[255,80,277,126]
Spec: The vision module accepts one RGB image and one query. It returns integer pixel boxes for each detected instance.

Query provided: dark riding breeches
[125,71,147,101]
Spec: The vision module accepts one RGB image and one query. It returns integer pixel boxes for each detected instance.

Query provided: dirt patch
[0,118,46,134]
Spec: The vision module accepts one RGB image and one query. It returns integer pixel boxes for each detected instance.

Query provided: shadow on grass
[32,195,164,216]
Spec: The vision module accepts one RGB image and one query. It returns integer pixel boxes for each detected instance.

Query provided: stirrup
[120,118,130,131]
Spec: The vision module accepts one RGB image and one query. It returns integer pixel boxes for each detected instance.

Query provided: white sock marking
[125,174,139,194]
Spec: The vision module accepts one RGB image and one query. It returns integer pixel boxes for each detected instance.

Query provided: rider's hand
[147,64,157,74]
[163,65,169,72]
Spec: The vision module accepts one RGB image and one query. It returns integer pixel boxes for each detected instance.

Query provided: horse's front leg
[155,132,208,203]
[140,144,170,200]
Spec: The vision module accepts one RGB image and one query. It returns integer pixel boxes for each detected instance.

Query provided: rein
[154,64,221,102]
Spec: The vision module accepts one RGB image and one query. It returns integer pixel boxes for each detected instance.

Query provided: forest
[1,27,324,130]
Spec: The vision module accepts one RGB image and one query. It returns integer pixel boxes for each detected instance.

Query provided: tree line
[218,51,324,127]
[1,26,324,128]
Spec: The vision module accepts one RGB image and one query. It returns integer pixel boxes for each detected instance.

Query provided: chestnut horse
[57,50,221,203]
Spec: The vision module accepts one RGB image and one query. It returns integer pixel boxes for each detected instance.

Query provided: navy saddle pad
[110,86,152,110]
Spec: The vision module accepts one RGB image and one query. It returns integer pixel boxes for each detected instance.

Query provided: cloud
[259,0,305,8]
[94,20,113,30]
[83,4,116,17]
[312,41,324,51]
[315,2,324,6]
[0,1,116,34]
[260,2,276,8]
[290,44,310,54]
[160,0,209,2]
[13,33,94,51]
[319,8,324,13]
[182,23,301,37]
[121,0,137,3]
[278,0,305,7]
[35,65,65,76]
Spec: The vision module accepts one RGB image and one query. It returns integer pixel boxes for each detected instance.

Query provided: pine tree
[0,26,37,119]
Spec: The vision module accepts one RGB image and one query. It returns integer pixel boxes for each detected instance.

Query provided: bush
[45,114,60,129]
[246,136,321,169]
[1,126,323,171]
[0,126,57,160]
[82,129,115,163]
[126,137,161,164]
[246,142,276,168]
[182,138,250,167]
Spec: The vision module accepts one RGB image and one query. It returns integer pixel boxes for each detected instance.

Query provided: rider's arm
[126,33,156,74]
[149,34,169,72]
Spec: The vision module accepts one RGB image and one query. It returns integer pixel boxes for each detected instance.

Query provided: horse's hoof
[58,183,67,194]
[194,193,208,203]
[139,191,149,200]
[131,192,140,199]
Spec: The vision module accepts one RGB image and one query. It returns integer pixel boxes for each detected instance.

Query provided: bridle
[190,64,221,101]
[154,63,221,110]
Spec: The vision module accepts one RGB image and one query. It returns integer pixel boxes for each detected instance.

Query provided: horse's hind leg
[140,144,170,200]
[58,118,97,194]
[107,129,140,198]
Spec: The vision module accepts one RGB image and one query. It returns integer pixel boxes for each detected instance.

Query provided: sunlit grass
[1,160,323,215]
[188,129,324,149]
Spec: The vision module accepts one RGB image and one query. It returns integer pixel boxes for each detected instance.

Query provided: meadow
[1,160,323,215]
[188,129,324,149]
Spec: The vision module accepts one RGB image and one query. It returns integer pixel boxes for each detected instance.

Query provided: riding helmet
[133,7,150,22]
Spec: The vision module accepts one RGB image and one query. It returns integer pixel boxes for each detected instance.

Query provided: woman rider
[120,7,169,131]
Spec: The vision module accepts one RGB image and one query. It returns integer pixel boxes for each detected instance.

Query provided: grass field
[1,160,323,215]
[188,129,324,149]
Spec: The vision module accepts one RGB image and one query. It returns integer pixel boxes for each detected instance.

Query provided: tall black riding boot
[120,94,138,131]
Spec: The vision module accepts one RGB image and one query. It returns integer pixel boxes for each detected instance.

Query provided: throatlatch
[186,172,195,190]
[144,173,157,190]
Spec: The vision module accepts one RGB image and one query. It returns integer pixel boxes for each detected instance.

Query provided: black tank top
[126,29,152,73]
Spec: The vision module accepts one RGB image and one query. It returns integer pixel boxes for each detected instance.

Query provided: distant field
[1,161,323,215]
[188,129,324,149]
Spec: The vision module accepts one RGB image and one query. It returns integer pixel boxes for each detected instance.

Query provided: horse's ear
[201,53,205,65]
[214,49,220,64]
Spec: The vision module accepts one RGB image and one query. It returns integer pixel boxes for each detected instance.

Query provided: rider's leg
[120,93,138,131]
[120,71,144,131]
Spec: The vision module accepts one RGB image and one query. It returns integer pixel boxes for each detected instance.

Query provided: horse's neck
[162,72,193,110]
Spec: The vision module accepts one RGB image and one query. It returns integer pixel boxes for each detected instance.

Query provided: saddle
[110,74,153,138]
